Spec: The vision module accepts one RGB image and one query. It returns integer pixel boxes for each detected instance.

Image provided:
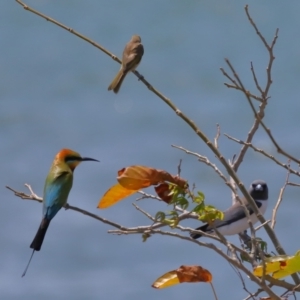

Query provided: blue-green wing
[43,170,73,220]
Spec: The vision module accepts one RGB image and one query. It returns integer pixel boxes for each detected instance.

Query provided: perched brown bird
[108,35,144,93]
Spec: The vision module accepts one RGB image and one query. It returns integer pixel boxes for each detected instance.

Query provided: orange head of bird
[56,149,99,171]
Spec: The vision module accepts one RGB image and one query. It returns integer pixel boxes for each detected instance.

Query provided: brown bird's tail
[30,218,51,251]
[108,69,127,94]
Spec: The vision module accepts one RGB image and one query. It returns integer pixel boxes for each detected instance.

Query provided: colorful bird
[190,180,268,239]
[22,149,99,277]
[108,35,144,93]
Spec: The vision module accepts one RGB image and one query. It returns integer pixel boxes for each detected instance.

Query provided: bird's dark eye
[65,156,80,162]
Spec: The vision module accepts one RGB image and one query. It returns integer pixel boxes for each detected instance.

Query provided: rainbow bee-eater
[22,149,99,277]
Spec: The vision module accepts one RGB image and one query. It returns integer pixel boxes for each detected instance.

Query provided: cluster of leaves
[98,165,224,229]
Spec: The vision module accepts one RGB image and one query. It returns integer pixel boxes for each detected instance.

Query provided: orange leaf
[176,265,212,283]
[154,183,173,204]
[117,166,153,189]
[152,265,212,289]
[117,165,188,190]
[97,183,138,209]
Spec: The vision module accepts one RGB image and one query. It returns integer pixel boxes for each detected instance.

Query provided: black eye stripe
[65,156,81,162]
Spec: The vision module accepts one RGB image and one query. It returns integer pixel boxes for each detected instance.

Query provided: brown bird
[108,35,144,93]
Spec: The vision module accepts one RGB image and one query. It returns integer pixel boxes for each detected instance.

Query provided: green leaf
[194,191,205,204]
[192,203,205,215]
[155,211,166,222]
[142,233,151,242]
[198,206,224,223]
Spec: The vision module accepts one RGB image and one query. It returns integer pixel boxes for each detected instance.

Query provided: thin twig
[255,220,271,231]
[15,0,116,60]
[271,164,291,229]
[287,182,300,188]
[220,6,284,175]
[245,5,278,97]
[177,159,182,176]
[243,5,300,165]
[223,81,263,103]
[228,260,256,300]
[224,134,300,178]
[250,61,264,95]
[136,191,162,202]
[6,185,130,229]
[214,124,221,149]
[171,145,229,186]
[224,58,268,172]
[132,203,156,222]
[210,282,218,300]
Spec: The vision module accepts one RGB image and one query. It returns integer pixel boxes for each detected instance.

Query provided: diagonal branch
[224,134,300,178]
[171,144,229,185]
[245,5,278,97]
[271,164,291,229]
[223,58,268,172]
[16,0,116,60]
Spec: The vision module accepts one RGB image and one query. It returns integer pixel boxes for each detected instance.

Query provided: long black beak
[81,157,100,162]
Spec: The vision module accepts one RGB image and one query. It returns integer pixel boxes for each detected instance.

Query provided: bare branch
[132,203,156,222]
[287,182,300,188]
[221,67,263,103]
[171,144,229,186]
[7,185,127,229]
[220,6,299,176]
[7,184,42,201]
[223,58,268,172]
[224,134,300,178]
[136,191,162,202]
[250,61,264,95]
[245,5,279,96]
[271,164,291,229]
[15,0,116,61]
[255,220,271,232]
